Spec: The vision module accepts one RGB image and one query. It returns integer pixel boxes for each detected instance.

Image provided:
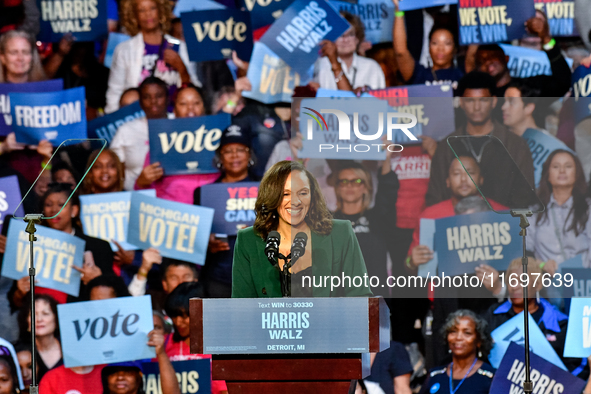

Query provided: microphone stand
[24,213,43,394]
[278,253,292,297]
[510,209,534,394]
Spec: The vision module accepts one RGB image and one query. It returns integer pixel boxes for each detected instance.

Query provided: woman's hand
[163,48,186,73]
[140,248,162,275]
[73,251,102,285]
[410,245,433,267]
[543,259,558,276]
[56,34,74,56]
[234,76,251,94]
[474,264,501,295]
[319,40,339,67]
[232,50,250,73]
[0,133,25,155]
[136,162,164,187]
[147,329,165,355]
[208,234,230,254]
[420,136,437,158]
[16,276,31,296]
[112,240,135,266]
[35,140,54,163]
[581,55,591,68]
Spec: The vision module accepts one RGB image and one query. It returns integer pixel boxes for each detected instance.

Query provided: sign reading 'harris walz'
[37,0,109,42]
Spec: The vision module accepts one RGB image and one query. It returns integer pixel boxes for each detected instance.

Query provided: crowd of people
[1,0,591,393]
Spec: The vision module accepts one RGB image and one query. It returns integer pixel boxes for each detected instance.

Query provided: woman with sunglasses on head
[193,125,260,298]
[330,150,399,297]
[315,11,385,92]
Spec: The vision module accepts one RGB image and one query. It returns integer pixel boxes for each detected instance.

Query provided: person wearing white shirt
[314,11,386,91]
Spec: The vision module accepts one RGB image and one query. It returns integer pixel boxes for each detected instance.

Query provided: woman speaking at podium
[232,160,373,298]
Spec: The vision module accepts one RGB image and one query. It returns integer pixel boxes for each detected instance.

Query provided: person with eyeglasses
[330,147,399,297]
[192,125,260,298]
[314,11,385,92]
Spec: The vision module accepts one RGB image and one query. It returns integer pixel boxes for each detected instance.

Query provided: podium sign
[197,298,377,354]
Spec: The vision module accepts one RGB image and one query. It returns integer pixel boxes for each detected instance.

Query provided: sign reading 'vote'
[58,295,155,367]
[149,114,230,176]
[182,9,253,63]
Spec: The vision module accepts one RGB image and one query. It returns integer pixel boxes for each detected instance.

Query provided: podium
[190,297,390,394]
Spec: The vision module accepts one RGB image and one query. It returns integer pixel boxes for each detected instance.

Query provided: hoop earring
[248,159,254,167]
[478,349,482,358]
[216,162,222,169]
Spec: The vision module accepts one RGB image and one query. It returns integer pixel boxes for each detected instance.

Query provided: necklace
[449,357,478,394]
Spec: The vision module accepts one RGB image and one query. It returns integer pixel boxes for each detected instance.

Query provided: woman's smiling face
[277,171,311,228]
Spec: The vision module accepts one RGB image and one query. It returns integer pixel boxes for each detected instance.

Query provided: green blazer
[232,219,373,298]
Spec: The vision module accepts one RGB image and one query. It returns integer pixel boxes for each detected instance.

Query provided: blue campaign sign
[243,42,309,104]
[562,268,591,298]
[458,0,535,45]
[80,190,156,251]
[104,32,131,68]
[399,0,457,11]
[329,0,394,44]
[237,0,296,30]
[259,0,351,74]
[142,359,211,394]
[490,342,585,393]
[58,295,155,367]
[370,84,455,143]
[10,86,87,145]
[572,65,591,124]
[489,311,567,370]
[418,218,438,278]
[174,0,226,18]
[200,182,259,235]
[87,101,144,144]
[0,176,24,227]
[535,0,577,37]
[565,298,591,357]
[127,194,214,265]
[0,79,63,136]
[182,9,253,62]
[434,211,521,277]
[500,43,552,78]
[297,96,390,160]
[315,88,372,97]
[37,0,109,42]
[522,128,572,188]
[148,114,230,176]
[1,219,84,296]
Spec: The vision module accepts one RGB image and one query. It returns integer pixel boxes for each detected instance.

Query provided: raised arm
[392,0,416,82]
[148,330,181,394]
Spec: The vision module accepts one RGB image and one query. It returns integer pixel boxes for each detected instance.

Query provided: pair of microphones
[264,231,308,268]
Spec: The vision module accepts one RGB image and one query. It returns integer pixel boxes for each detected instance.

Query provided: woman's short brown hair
[340,11,365,49]
[254,161,333,239]
[120,0,172,37]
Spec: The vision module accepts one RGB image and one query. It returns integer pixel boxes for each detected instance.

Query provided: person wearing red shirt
[39,365,104,394]
[407,155,507,269]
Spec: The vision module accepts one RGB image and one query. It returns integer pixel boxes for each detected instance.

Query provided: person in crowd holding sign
[105,0,199,113]
[467,13,571,98]
[111,77,168,191]
[418,310,494,394]
[528,150,591,272]
[135,84,219,204]
[85,274,131,301]
[481,258,588,377]
[425,72,535,208]
[330,158,399,297]
[193,124,260,298]
[232,160,373,298]
[314,11,386,91]
[102,326,181,394]
[163,282,228,393]
[0,350,19,394]
[17,294,62,382]
[391,0,462,90]
[40,183,114,301]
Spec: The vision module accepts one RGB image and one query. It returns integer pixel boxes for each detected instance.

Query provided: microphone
[265,231,281,267]
[291,232,308,260]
